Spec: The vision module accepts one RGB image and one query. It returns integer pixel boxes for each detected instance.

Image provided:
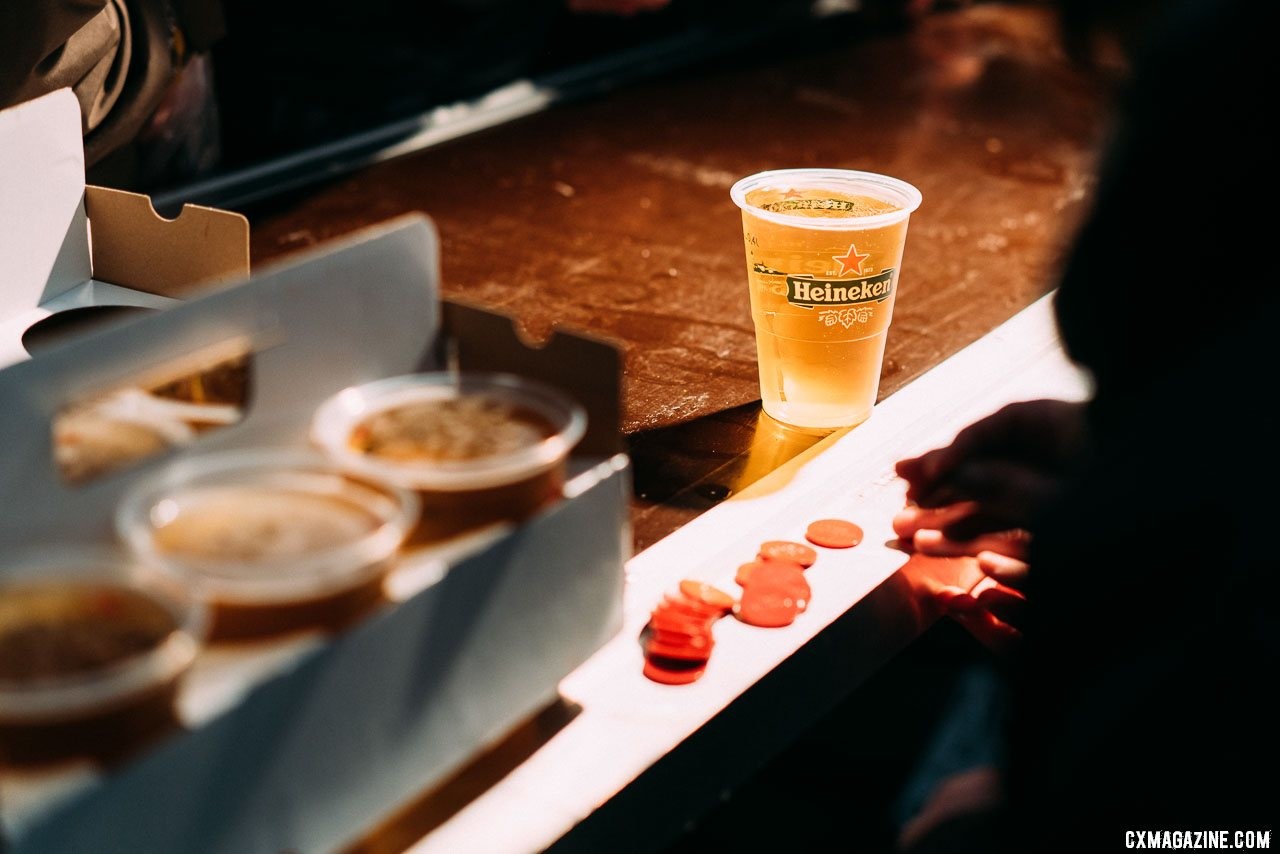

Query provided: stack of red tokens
[642,580,733,685]
[733,540,815,628]
[641,518,863,685]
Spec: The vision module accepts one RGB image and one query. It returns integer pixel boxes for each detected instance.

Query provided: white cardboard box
[0,89,250,372]
[0,90,628,852]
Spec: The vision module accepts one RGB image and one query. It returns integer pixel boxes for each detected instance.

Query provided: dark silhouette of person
[895,0,1276,848]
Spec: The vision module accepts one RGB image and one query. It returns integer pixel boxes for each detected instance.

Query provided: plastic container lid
[116,450,419,604]
[310,372,587,492]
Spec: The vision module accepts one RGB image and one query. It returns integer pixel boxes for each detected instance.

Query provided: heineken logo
[786,269,895,308]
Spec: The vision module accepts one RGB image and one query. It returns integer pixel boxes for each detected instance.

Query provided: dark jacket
[1013,0,1277,842]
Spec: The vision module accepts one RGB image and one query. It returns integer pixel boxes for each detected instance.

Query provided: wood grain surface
[246,5,1107,548]
[250,6,1101,430]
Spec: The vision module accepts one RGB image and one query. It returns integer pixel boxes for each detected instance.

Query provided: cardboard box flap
[0,89,92,317]
[443,301,624,456]
[0,88,248,370]
[85,187,249,297]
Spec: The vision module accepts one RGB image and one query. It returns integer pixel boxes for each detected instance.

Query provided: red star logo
[781,188,804,199]
[833,243,869,277]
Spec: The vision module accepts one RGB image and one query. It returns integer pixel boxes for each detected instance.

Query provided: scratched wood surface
[250,5,1102,430]
[246,5,1106,548]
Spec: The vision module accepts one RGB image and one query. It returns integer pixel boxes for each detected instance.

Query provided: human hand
[895,503,1029,651]
[939,552,1028,652]
[895,398,1086,540]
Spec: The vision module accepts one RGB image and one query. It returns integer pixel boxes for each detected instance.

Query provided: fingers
[897,448,985,506]
[931,460,1060,535]
[911,527,1030,560]
[895,448,948,502]
[892,502,980,540]
[973,582,1027,625]
[936,588,1023,654]
[934,573,1026,654]
[978,550,1030,589]
[897,405,1030,500]
[896,399,1085,507]
[940,509,1032,541]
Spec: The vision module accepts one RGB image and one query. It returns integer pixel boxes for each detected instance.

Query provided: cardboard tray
[0,92,628,853]
[0,90,251,371]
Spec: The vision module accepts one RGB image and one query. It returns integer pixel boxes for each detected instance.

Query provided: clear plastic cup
[117,450,419,641]
[730,168,922,430]
[0,550,203,766]
[310,373,586,544]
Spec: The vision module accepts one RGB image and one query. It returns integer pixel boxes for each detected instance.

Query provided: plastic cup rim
[730,168,922,230]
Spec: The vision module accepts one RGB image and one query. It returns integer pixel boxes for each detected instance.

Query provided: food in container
[0,552,202,766]
[117,451,418,641]
[311,373,585,544]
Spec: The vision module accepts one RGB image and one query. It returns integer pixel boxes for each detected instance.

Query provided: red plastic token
[734,587,800,628]
[648,622,712,644]
[737,560,801,587]
[649,609,711,636]
[745,562,810,610]
[658,594,721,622]
[678,580,735,613]
[758,540,817,568]
[805,518,864,549]
[645,638,712,661]
[665,591,722,614]
[643,657,707,685]
[735,562,760,586]
[646,632,711,659]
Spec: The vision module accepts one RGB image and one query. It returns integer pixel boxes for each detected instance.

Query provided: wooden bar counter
[234,7,1108,849]
[247,4,1105,553]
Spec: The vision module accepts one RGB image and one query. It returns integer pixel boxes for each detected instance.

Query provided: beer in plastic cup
[730,168,921,430]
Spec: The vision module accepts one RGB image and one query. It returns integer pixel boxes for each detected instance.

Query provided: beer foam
[748,188,900,218]
[350,395,553,463]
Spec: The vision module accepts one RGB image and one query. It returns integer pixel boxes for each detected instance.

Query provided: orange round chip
[746,562,811,607]
[758,540,817,568]
[666,591,722,613]
[658,594,721,622]
[649,627,711,648]
[645,637,712,661]
[649,609,712,636]
[678,580,735,613]
[734,587,800,628]
[805,518,864,549]
[643,657,707,685]
[736,560,800,587]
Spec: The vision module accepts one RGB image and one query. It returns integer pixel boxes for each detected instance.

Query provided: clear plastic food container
[0,550,203,767]
[117,450,418,641]
[311,373,586,544]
